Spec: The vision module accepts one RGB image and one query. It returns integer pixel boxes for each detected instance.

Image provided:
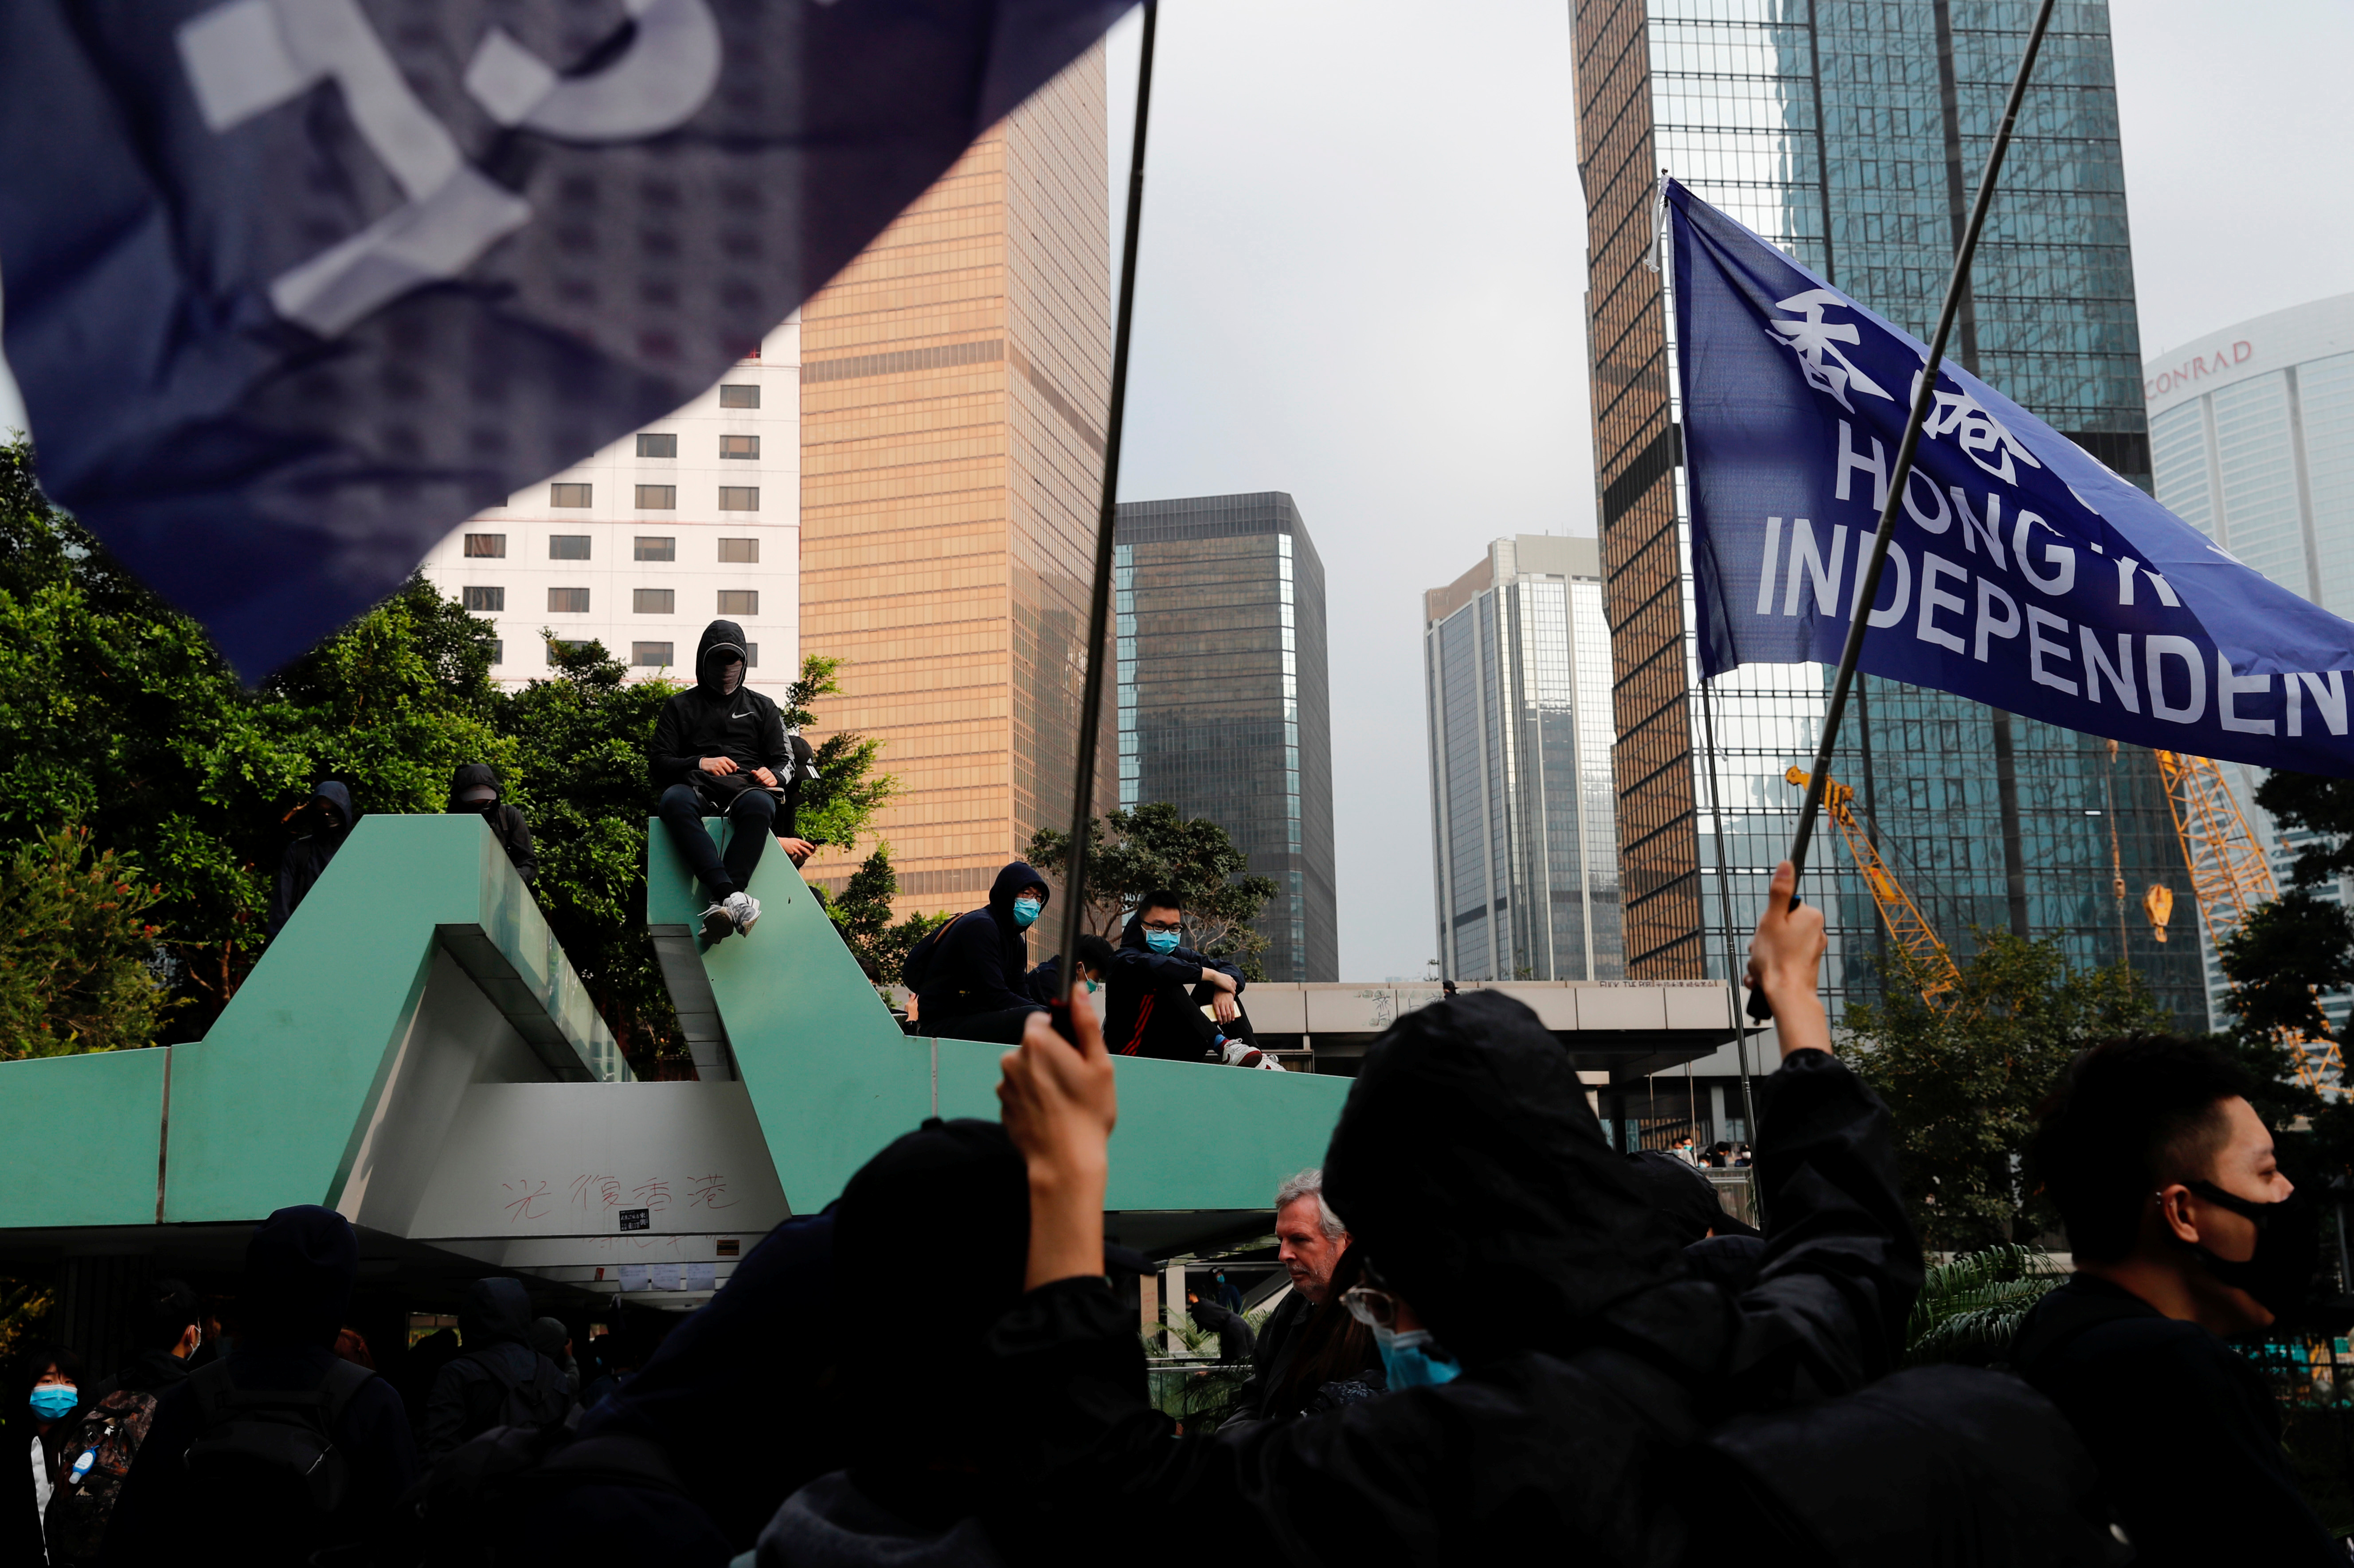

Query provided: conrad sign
[2145,339,2255,403]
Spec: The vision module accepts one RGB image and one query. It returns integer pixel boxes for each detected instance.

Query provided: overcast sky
[4,3,2349,981]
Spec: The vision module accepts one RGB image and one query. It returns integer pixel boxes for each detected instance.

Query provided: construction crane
[2152,750,2345,1092]
[1784,766,1963,1003]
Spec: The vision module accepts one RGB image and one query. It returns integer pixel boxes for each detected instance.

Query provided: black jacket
[422,1280,571,1462]
[2013,1274,2339,1566]
[448,764,537,884]
[648,622,792,796]
[266,780,353,936]
[1188,1299,1256,1365]
[988,994,1919,1564]
[914,863,1049,1025]
[1103,911,1243,1061]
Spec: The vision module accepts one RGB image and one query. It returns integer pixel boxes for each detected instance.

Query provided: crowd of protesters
[11,860,2344,1565]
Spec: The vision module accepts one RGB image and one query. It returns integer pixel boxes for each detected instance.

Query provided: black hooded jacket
[987,991,1920,1564]
[912,863,1050,1025]
[448,764,537,885]
[648,622,793,798]
[1103,910,1243,1060]
[422,1279,571,1462]
[266,781,353,937]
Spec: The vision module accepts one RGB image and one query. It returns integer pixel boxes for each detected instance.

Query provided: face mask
[28,1384,77,1422]
[1084,979,1099,994]
[2188,1180,2318,1321]
[1145,929,1181,955]
[1011,895,1043,928]
[1372,1326,1460,1390]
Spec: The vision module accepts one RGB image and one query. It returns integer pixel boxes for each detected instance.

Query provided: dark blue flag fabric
[0,0,1130,676]
[1668,177,2354,778]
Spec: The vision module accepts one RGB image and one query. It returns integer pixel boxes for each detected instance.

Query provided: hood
[1322,991,1685,1369]
[1624,1150,1763,1244]
[458,1277,536,1349]
[694,619,750,698]
[529,1316,571,1362]
[312,781,353,831]
[243,1205,359,1347]
[448,762,501,809]
[987,861,1049,921]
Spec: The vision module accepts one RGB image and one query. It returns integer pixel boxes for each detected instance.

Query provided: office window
[744,644,758,667]
[636,432,677,458]
[717,486,758,512]
[546,638,585,665]
[718,434,759,459]
[631,641,675,667]
[488,640,504,665]
[716,589,759,615]
[462,586,504,612]
[634,484,676,510]
[719,384,760,409]
[550,482,592,507]
[634,536,676,561]
[549,535,591,560]
[463,533,505,558]
[548,587,590,613]
[717,537,759,563]
[633,588,675,614]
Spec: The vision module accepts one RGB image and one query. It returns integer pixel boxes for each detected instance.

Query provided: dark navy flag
[0,0,1130,675]
[1668,177,2354,778]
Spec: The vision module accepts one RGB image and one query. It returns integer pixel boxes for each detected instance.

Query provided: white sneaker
[700,902,734,943]
[1220,1038,1282,1071]
[725,891,761,936]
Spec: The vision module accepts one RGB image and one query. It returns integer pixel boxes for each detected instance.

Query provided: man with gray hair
[1236,1169,1361,1422]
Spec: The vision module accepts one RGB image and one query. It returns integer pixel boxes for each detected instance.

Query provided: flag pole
[1748,0,2056,1021]
[1054,1,1157,1016]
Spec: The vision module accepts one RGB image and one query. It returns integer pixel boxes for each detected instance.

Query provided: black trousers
[658,783,775,900]
[919,1005,1048,1045]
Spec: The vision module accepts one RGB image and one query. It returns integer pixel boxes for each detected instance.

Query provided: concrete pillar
[1709,1083,1728,1145]
[1163,1261,1188,1356]
[1138,1271,1158,1339]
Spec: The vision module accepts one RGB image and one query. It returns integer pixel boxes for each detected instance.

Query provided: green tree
[2216,888,2354,1043]
[1024,802,1279,978]
[1842,931,2163,1251]
[780,655,893,852]
[0,825,175,1058]
[812,841,952,988]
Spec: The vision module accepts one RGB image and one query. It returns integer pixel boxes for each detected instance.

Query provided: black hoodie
[447,763,537,885]
[1102,909,1243,1060]
[266,780,354,937]
[987,991,1921,1564]
[422,1279,570,1462]
[648,621,793,798]
[913,862,1050,1024]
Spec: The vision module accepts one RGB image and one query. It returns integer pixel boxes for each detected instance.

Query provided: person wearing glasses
[1102,889,1268,1066]
[988,862,1922,1560]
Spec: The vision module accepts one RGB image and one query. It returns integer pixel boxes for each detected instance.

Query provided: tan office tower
[798,48,1115,917]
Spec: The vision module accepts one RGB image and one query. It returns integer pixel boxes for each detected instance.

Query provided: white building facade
[418,317,799,696]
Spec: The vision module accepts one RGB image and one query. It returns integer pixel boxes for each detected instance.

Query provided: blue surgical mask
[1011,895,1043,928]
[1145,929,1181,955]
[1372,1327,1460,1389]
[1084,978,1099,994]
[29,1384,78,1422]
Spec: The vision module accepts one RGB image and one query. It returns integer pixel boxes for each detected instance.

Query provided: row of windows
[630,428,763,459]
[464,534,761,562]
[462,587,762,615]
[541,482,762,511]
[481,639,761,669]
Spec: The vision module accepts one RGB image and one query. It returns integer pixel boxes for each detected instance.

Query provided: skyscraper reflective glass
[1573,0,2203,1021]
[1425,536,1625,981]
[1113,494,1337,981]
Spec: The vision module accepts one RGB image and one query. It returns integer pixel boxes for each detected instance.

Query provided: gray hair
[1274,1168,1345,1240]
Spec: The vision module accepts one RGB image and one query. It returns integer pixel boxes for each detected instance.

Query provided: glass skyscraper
[1424,535,1625,982]
[1113,493,1337,981]
[1573,0,2204,1022]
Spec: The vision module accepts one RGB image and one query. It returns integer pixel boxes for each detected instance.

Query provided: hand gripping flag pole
[1746,0,2056,1021]
[1052,2,1157,1030]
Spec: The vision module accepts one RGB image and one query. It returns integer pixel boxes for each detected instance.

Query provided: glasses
[1340,1283,1403,1331]
[1140,919,1183,933]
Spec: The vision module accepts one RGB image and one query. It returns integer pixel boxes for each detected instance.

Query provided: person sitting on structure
[905,863,1054,1045]
[648,620,791,943]
[1103,890,1269,1067]
[266,780,354,938]
[447,764,536,885]
[1025,932,1118,1005]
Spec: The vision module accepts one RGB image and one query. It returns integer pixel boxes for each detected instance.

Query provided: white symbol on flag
[1918,381,2044,485]
[1765,290,1893,411]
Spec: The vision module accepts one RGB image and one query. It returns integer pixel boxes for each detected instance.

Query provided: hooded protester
[102,1206,417,1568]
[530,1318,580,1400]
[1183,1291,1256,1365]
[648,620,794,943]
[447,763,537,884]
[906,862,1053,1045]
[1102,891,1262,1065]
[987,866,1928,1564]
[422,1279,571,1461]
[747,1118,1035,1567]
[266,780,354,937]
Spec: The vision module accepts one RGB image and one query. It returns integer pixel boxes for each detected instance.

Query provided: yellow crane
[2151,751,2345,1092]
[1785,766,1963,1003]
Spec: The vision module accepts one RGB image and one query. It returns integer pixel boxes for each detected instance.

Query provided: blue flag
[0,0,1130,675]
[1668,177,2354,778]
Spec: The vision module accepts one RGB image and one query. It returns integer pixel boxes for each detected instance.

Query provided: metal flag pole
[1053,1,1157,1017]
[1749,0,2056,1021]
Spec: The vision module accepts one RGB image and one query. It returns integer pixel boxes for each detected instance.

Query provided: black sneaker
[700,901,734,943]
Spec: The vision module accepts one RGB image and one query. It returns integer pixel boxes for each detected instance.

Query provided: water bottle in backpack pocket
[43,1387,161,1562]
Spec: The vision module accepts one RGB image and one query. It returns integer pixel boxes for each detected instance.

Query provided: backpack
[180,1358,376,1560]
[42,1385,161,1560]
[468,1348,571,1435]
[382,1421,696,1568]
[900,907,985,993]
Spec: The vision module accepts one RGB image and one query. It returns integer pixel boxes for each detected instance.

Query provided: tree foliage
[1842,931,2164,1251]
[2217,888,2354,1042]
[780,655,893,853]
[1024,802,1279,979]
[0,825,174,1059]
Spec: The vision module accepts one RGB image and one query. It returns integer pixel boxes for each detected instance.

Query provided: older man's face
[1276,1196,1346,1304]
